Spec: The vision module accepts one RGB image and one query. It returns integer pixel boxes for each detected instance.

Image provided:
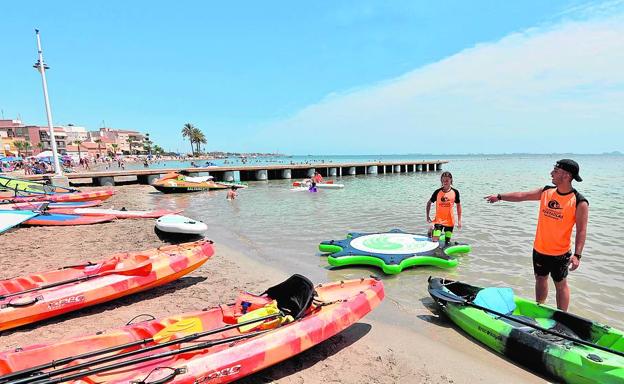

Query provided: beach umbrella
[36,150,63,158]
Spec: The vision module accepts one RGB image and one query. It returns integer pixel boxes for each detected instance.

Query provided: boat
[47,207,183,219]
[0,210,39,235]
[0,240,214,331]
[0,175,78,195]
[0,275,384,383]
[319,229,471,274]
[427,277,624,383]
[22,213,116,226]
[152,172,231,193]
[2,188,114,204]
[155,214,208,235]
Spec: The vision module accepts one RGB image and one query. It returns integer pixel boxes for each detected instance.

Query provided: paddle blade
[153,318,203,343]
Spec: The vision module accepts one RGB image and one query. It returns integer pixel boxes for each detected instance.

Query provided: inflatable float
[155,214,208,236]
[319,229,471,274]
[152,172,245,193]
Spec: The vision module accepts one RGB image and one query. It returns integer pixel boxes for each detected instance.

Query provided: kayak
[428,277,624,383]
[47,207,183,219]
[0,175,78,195]
[22,213,116,226]
[0,200,104,210]
[3,188,114,203]
[156,214,207,235]
[0,210,39,234]
[152,172,229,193]
[0,240,214,331]
[0,275,384,383]
[320,229,471,274]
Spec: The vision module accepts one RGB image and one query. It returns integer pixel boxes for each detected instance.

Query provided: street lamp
[33,29,63,178]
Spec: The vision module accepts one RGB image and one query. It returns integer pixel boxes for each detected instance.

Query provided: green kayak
[428,277,624,383]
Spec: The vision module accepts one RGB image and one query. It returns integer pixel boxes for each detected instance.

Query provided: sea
[146,154,624,330]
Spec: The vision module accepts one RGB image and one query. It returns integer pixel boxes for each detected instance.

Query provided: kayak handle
[126,314,156,326]
[3,296,41,308]
[131,367,187,384]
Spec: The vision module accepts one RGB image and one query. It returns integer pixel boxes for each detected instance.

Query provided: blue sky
[1,1,623,154]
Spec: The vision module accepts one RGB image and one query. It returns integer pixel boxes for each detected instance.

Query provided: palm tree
[13,141,26,157]
[37,142,45,155]
[110,143,119,157]
[73,140,83,160]
[182,123,195,156]
[23,142,32,158]
[191,127,206,155]
[95,139,103,158]
[153,145,164,155]
[126,138,133,155]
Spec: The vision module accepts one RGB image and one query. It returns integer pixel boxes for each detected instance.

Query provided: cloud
[252,7,624,154]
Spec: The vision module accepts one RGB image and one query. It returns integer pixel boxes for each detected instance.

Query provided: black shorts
[433,224,454,233]
[532,249,571,282]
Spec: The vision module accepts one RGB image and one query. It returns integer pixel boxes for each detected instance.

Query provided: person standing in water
[426,171,462,245]
[226,186,238,200]
[484,159,588,311]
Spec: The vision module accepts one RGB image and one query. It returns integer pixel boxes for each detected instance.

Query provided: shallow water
[154,154,624,329]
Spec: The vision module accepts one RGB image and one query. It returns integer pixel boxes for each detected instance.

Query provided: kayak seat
[263,274,317,320]
[474,287,516,315]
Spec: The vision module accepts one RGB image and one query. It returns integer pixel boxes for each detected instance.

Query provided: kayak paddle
[429,287,624,358]
[1,312,282,384]
[27,330,271,384]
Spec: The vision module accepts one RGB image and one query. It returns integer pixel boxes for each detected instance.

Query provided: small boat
[428,277,624,383]
[47,207,183,219]
[0,200,103,210]
[152,172,229,193]
[3,188,114,204]
[0,210,39,234]
[0,275,384,383]
[0,175,78,195]
[0,240,214,331]
[155,214,207,235]
[22,213,116,226]
[320,229,471,274]
[293,180,344,189]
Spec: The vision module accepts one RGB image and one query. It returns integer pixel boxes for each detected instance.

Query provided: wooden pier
[21,160,448,186]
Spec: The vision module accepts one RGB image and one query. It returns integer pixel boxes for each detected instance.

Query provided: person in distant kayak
[312,171,324,184]
[426,171,462,245]
[484,159,589,312]
[227,186,238,200]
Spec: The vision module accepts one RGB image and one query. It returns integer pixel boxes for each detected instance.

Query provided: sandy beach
[0,185,548,383]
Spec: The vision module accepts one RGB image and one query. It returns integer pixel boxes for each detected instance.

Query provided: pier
[22,160,448,186]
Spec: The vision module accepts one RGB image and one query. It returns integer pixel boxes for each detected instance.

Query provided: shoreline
[1,185,546,383]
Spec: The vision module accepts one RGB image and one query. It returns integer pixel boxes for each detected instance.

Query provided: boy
[426,171,462,245]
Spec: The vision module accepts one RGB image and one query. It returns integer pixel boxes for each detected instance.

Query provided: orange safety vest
[534,186,588,256]
[430,187,460,227]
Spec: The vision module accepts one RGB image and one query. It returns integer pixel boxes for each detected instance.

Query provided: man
[484,159,589,311]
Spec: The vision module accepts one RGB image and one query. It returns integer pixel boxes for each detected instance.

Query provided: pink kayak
[3,189,114,203]
[23,213,116,226]
[47,207,183,219]
[0,200,103,210]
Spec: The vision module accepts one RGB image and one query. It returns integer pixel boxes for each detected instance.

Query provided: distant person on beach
[484,159,588,311]
[426,171,462,245]
[227,186,238,200]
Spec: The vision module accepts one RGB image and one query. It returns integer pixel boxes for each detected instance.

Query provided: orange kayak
[0,240,214,331]
[2,188,115,203]
[0,276,384,384]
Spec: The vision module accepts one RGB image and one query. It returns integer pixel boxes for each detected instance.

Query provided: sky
[1,1,623,155]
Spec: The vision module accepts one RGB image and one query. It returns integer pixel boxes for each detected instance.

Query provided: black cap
[555,159,582,182]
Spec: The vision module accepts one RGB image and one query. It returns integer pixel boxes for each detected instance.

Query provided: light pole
[33,29,63,178]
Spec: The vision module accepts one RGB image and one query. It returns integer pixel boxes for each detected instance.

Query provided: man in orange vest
[484,159,589,311]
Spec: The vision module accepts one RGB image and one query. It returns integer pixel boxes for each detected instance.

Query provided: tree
[110,143,119,157]
[191,127,206,155]
[23,142,32,157]
[37,142,45,154]
[182,123,196,156]
[153,145,164,155]
[126,137,133,155]
[95,139,103,157]
[73,140,83,160]
[13,141,26,157]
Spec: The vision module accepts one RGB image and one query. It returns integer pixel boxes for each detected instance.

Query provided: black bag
[264,274,316,320]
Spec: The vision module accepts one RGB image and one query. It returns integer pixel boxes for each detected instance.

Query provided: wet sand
[0,185,547,383]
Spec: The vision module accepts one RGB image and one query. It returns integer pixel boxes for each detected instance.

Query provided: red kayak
[3,189,114,204]
[47,207,183,219]
[23,213,116,226]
